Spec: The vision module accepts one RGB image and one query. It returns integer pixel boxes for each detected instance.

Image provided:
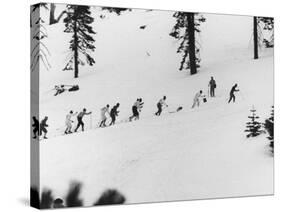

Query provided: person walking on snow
[65,110,77,134]
[32,116,39,139]
[109,103,120,126]
[191,90,205,108]
[129,98,144,121]
[208,77,216,97]
[155,96,168,116]
[137,98,144,118]
[99,105,110,127]
[74,108,92,132]
[40,116,49,139]
[228,83,239,103]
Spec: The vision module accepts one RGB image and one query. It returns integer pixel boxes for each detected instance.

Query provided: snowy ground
[36,7,274,206]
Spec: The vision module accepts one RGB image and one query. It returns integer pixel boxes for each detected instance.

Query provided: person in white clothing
[65,110,77,134]
[191,90,205,108]
[99,105,110,127]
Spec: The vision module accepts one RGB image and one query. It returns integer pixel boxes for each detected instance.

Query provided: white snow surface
[36,7,274,206]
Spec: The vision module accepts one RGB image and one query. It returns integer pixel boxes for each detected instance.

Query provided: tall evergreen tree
[259,17,274,48]
[170,12,205,75]
[64,5,96,78]
[31,3,51,72]
[245,106,263,138]
[253,16,274,59]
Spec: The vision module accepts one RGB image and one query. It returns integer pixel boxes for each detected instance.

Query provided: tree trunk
[49,3,56,25]
[50,3,66,25]
[253,16,259,59]
[187,13,197,75]
[73,18,79,78]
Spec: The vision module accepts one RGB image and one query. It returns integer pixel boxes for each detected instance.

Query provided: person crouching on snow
[191,90,205,108]
[99,105,110,128]
[65,110,78,134]
[155,96,168,116]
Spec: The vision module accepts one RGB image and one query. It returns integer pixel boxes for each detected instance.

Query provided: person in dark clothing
[32,116,39,139]
[208,77,216,97]
[40,116,49,139]
[155,96,168,116]
[129,98,144,121]
[74,108,92,132]
[109,103,120,126]
[228,83,239,103]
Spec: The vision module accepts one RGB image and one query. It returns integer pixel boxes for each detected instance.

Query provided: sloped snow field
[37,7,274,205]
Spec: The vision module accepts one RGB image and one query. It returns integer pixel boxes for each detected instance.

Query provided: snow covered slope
[37,7,274,206]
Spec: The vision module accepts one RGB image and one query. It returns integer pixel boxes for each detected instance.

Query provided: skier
[32,116,39,139]
[99,105,110,128]
[191,90,205,108]
[109,103,120,126]
[155,96,168,116]
[74,108,92,132]
[65,110,77,134]
[54,85,65,96]
[40,116,49,139]
[228,83,239,103]
[129,98,144,121]
[208,76,216,97]
[138,98,144,117]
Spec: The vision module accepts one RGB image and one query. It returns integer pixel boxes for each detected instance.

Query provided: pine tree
[31,3,51,72]
[245,106,263,138]
[170,12,205,74]
[264,106,274,153]
[64,5,96,78]
[259,17,274,48]
[101,6,130,15]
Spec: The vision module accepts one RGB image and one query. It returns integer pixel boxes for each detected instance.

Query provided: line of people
[32,77,240,139]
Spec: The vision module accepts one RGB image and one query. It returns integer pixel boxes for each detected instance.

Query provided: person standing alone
[208,77,216,97]
[228,84,239,103]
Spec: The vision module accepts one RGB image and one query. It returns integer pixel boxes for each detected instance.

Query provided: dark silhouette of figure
[109,103,120,126]
[209,76,216,97]
[74,108,92,132]
[228,84,239,103]
[66,182,83,207]
[94,189,126,206]
[32,116,39,139]
[30,187,40,208]
[53,198,65,208]
[40,189,53,209]
[40,116,49,139]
